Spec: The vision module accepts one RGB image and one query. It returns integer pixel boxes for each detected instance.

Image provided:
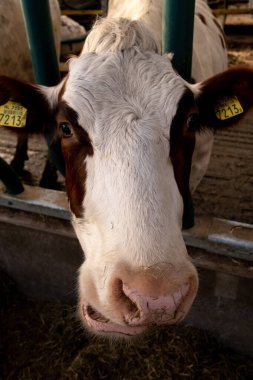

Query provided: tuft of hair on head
[82,17,160,55]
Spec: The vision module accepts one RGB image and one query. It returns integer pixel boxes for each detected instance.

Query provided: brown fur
[170,90,197,227]
[57,101,93,217]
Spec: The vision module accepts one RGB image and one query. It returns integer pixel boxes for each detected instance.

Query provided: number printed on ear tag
[214,96,243,120]
[0,100,27,128]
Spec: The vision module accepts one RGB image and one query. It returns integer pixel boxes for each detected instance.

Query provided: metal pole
[20,0,65,176]
[162,0,195,81]
[21,0,60,86]
[162,0,196,228]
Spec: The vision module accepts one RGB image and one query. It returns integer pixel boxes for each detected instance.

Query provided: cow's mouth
[82,304,146,336]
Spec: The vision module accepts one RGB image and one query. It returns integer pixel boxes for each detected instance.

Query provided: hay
[1,272,252,380]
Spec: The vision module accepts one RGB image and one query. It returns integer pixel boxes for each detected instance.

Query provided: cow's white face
[57,50,199,335]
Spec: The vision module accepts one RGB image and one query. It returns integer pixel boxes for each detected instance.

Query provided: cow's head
[1,18,253,337]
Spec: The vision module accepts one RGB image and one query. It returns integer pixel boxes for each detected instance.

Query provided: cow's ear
[195,66,253,129]
[0,76,56,134]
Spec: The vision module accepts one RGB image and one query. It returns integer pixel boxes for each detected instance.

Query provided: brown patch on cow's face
[170,90,199,229]
[57,101,93,218]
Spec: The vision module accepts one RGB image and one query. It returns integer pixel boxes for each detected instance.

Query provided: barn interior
[0,1,253,379]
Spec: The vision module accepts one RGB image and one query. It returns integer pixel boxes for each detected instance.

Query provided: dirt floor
[1,10,253,380]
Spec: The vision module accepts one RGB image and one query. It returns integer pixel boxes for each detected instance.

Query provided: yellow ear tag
[0,100,27,128]
[214,96,243,120]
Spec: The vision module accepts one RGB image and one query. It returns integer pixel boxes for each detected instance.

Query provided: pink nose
[82,272,197,336]
[121,282,190,326]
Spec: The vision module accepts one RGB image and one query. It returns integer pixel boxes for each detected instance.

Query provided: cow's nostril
[81,274,196,335]
[120,282,191,326]
[113,279,140,318]
[86,305,109,323]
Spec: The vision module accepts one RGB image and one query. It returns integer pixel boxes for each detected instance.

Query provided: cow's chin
[80,303,147,337]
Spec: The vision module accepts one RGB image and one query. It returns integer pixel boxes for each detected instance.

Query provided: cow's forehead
[63,50,187,140]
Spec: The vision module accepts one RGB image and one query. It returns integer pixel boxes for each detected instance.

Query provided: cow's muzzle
[80,268,198,336]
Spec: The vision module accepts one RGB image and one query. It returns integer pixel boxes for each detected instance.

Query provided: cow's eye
[60,122,73,138]
[187,113,200,132]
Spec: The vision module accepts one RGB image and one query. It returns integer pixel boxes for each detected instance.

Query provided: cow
[0,0,85,187]
[0,0,61,183]
[0,0,253,337]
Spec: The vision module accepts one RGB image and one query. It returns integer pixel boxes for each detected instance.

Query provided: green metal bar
[21,0,65,176]
[162,0,196,228]
[21,0,60,86]
[162,0,196,81]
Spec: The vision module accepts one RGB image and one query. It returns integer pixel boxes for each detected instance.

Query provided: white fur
[107,0,228,192]
[61,14,86,40]
[65,48,188,269]
[108,0,227,81]
[39,80,65,110]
